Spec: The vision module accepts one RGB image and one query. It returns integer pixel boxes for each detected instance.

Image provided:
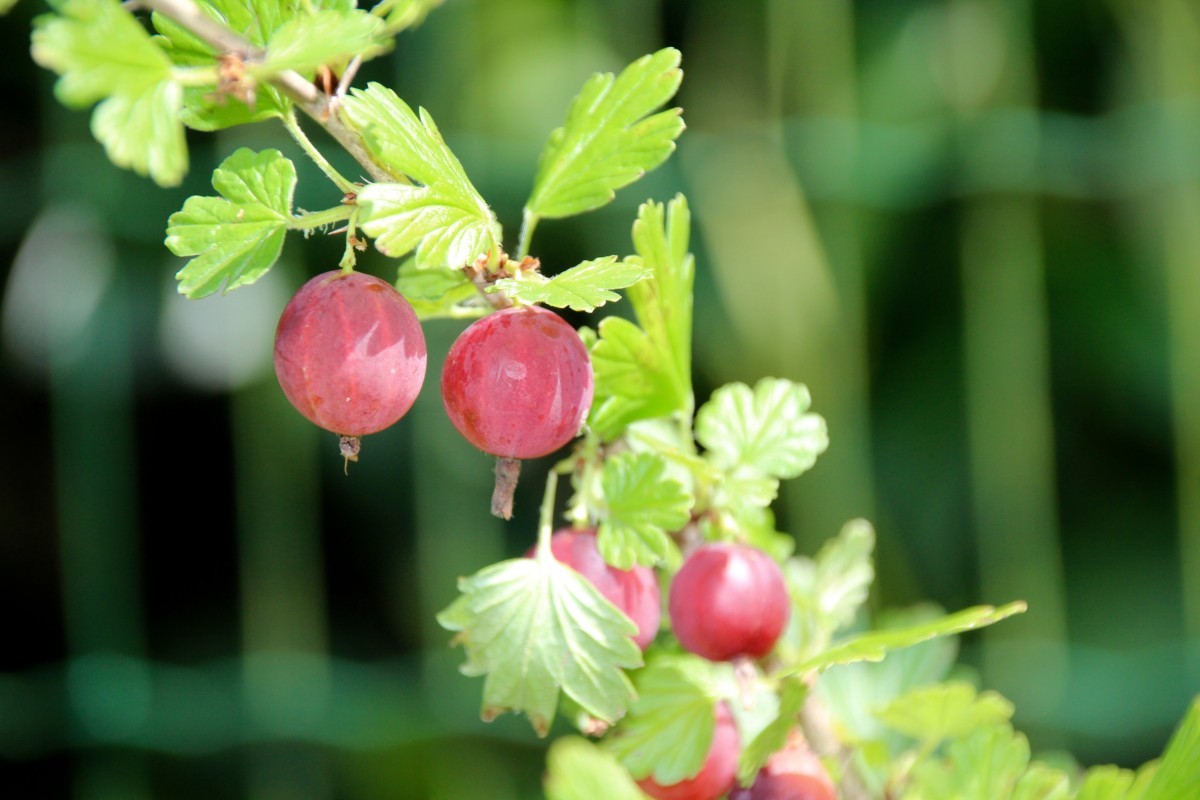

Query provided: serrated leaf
[877,682,1014,750]
[395,260,487,320]
[1143,696,1200,800]
[527,48,683,219]
[1078,764,1157,800]
[588,197,694,440]
[697,378,829,481]
[596,452,692,569]
[902,724,1030,800]
[341,83,500,269]
[261,9,389,74]
[491,257,649,312]
[783,602,1027,678]
[166,148,296,298]
[544,737,648,800]
[606,656,720,784]
[436,556,641,736]
[1013,764,1072,800]
[90,79,188,187]
[737,676,809,786]
[787,520,875,659]
[33,0,171,107]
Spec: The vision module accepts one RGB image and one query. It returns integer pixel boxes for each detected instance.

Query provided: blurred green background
[2,0,1199,796]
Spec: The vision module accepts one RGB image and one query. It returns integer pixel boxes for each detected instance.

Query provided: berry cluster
[273,272,591,504]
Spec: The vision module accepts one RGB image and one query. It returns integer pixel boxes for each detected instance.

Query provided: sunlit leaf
[877,681,1014,749]
[737,676,809,786]
[1142,696,1200,800]
[491,257,650,312]
[436,556,641,736]
[544,737,648,800]
[527,48,684,219]
[261,9,389,74]
[597,452,692,569]
[90,79,187,187]
[166,148,296,297]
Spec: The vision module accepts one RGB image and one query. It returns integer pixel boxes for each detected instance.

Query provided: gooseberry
[729,730,836,800]
[441,304,592,459]
[668,543,791,662]
[636,701,740,800]
[273,270,426,458]
[534,528,660,650]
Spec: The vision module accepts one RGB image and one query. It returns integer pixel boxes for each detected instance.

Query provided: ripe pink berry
[441,305,593,460]
[729,730,835,800]
[668,543,791,662]
[274,270,426,443]
[637,702,740,800]
[534,528,660,650]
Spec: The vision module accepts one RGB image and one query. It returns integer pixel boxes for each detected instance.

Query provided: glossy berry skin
[274,270,426,436]
[668,543,791,662]
[441,305,592,459]
[729,730,836,800]
[535,528,660,650]
[637,702,740,800]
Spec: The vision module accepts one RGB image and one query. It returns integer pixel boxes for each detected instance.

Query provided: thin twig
[142,0,391,183]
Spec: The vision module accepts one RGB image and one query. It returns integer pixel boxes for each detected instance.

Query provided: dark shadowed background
[2,0,1198,797]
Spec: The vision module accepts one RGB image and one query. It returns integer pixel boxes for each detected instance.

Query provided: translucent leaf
[436,556,641,736]
[261,9,389,74]
[876,682,1014,749]
[90,79,188,187]
[527,48,684,219]
[783,602,1027,678]
[588,197,694,440]
[696,378,829,480]
[597,452,693,569]
[395,260,487,320]
[1012,764,1072,800]
[903,724,1030,800]
[491,257,650,312]
[342,83,500,268]
[544,737,648,800]
[375,0,443,33]
[1078,765,1156,800]
[737,676,808,786]
[606,656,720,784]
[787,520,875,658]
[1142,696,1200,800]
[166,149,297,298]
[32,0,171,107]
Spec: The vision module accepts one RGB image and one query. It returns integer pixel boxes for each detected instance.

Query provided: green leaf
[436,556,641,736]
[902,724,1030,800]
[90,79,188,187]
[544,737,648,800]
[491,257,650,312]
[1143,696,1200,800]
[737,676,809,786]
[588,197,694,440]
[341,83,501,269]
[1012,764,1072,800]
[697,378,829,481]
[33,0,171,107]
[166,148,297,298]
[596,452,693,569]
[606,656,720,784]
[261,9,389,75]
[783,602,1027,678]
[785,520,876,659]
[395,260,487,320]
[374,0,443,33]
[1,0,19,14]
[876,681,1015,750]
[527,48,684,219]
[1078,764,1157,800]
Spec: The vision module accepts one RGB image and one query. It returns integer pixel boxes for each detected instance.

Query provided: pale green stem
[338,208,362,271]
[282,108,359,195]
[536,470,559,561]
[288,205,354,232]
[171,65,220,86]
[515,208,538,262]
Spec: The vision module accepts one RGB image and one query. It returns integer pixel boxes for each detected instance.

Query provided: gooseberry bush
[22,0,1200,797]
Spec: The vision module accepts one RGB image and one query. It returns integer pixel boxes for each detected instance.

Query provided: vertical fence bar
[955,0,1069,743]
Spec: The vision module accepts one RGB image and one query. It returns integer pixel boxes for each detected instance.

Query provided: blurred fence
[2,0,1199,796]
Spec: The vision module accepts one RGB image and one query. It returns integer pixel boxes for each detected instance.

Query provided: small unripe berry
[668,543,790,662]
[534,528,660,650]
[273,271,426,446]
[637,702,740,800]
[441,305,592,460]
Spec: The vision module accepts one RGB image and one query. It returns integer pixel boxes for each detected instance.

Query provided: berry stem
[535,469,559,561]
[515,209,538,261]
[491,457,522,520]
[288,205,354,232]
[282,107,360,195]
